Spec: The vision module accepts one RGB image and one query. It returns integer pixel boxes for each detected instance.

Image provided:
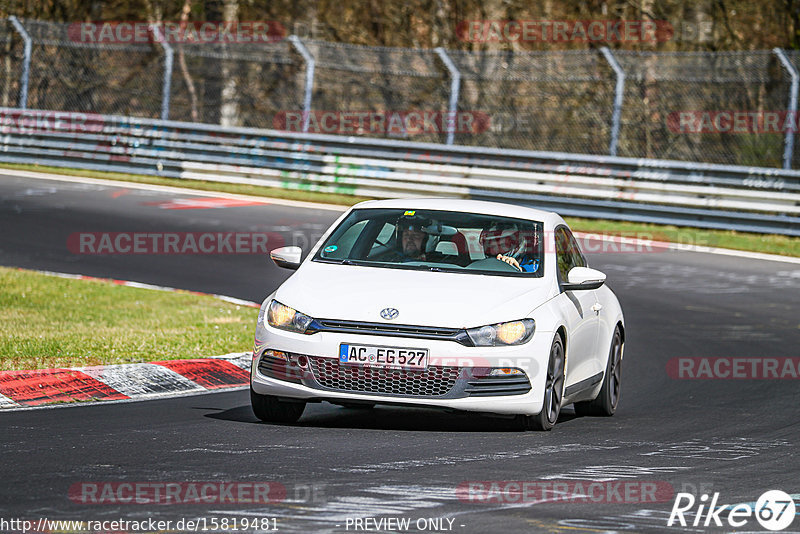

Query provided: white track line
[573,231,800,265]
[0,167,348,212]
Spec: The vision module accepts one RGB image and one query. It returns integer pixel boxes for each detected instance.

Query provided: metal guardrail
[1,108,798,236]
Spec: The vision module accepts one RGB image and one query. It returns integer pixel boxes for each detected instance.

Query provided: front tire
[574,326,622,417]
[251,387,306,423]
[522,334,565,431]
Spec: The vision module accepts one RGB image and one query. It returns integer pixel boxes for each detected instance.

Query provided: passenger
[479,222,540,272]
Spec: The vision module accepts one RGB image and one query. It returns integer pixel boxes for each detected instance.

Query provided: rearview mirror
[562,266,606,291]
[270,246,302,270]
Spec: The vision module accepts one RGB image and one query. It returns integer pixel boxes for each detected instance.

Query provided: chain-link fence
[20,20,165,117]
[0,19,22,108]
[303,40,450,144]
[448,49,615,153]
[615,51,790,168]
[2,18,800,169]
[169,40,304,128]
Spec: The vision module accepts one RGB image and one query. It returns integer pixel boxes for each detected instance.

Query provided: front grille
[307,356,459,397]
[310,319,471,345]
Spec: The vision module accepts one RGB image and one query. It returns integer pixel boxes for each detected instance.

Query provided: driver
[480,222,540,273]
[395,215,430,260]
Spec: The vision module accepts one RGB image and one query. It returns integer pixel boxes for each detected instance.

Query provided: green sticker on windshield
[403,210,416,216]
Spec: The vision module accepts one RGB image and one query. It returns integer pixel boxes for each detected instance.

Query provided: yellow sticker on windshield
[403,210,416,216]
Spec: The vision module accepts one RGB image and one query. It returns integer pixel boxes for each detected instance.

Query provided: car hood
[274,261,556,328]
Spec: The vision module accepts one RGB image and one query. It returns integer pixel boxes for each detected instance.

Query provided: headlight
[266,300,314,334]
[466,319,535,346]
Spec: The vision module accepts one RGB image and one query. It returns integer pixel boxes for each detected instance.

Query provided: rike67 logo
[669,490,796,531]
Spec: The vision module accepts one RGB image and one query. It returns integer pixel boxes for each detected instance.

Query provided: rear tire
[522,334,565,431]
[574,326,622,417]
[251,388,306,423]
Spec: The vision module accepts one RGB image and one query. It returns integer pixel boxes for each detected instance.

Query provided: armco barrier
[0,108,798,236]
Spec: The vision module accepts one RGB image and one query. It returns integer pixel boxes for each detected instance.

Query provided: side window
[566,229,587,269]
[372,223,395,250]
[556,226,587,283]
[320,220,368,259]
[555,228,573,282]
[366,222,397,257]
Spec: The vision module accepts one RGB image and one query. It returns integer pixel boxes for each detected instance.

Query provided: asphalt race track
[1,173,798,533]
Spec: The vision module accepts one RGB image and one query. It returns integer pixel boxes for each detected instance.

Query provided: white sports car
[250,199,625,430]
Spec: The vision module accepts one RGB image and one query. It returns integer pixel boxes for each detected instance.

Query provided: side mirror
[562,266,606,291]
[270,246,302,270]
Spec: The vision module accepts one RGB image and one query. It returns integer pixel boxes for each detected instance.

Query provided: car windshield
[313,208,544,277]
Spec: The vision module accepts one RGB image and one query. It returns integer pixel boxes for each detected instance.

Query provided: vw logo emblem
[380,308,399,320]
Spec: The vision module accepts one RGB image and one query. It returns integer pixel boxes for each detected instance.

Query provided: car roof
[351,198,563,226]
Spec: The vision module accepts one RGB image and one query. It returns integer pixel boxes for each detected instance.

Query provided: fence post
[288,35,315,133]
[600,47,625,157]
[150,24,173,121]
[773,48,798,169]
[434,47,461,145]
[8,16,31,110]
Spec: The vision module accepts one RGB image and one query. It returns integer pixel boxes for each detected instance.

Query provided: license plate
[339,344,428,370]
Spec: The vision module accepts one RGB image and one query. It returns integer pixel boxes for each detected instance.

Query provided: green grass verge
[1,162,798,257]
[0,266,256,371]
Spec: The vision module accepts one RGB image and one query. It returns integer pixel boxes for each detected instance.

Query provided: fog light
[264,349,288,361]
[297,355,308,368]
[490,368,524,376]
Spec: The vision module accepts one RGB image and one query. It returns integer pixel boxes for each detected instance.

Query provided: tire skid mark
[330,444,620,474]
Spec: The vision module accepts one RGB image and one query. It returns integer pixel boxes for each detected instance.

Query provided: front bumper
[251,323,553,416]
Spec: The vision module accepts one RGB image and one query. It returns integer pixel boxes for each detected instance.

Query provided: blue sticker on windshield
[323,245,338,254]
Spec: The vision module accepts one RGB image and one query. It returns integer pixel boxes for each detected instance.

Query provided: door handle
[591,303,603,313]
